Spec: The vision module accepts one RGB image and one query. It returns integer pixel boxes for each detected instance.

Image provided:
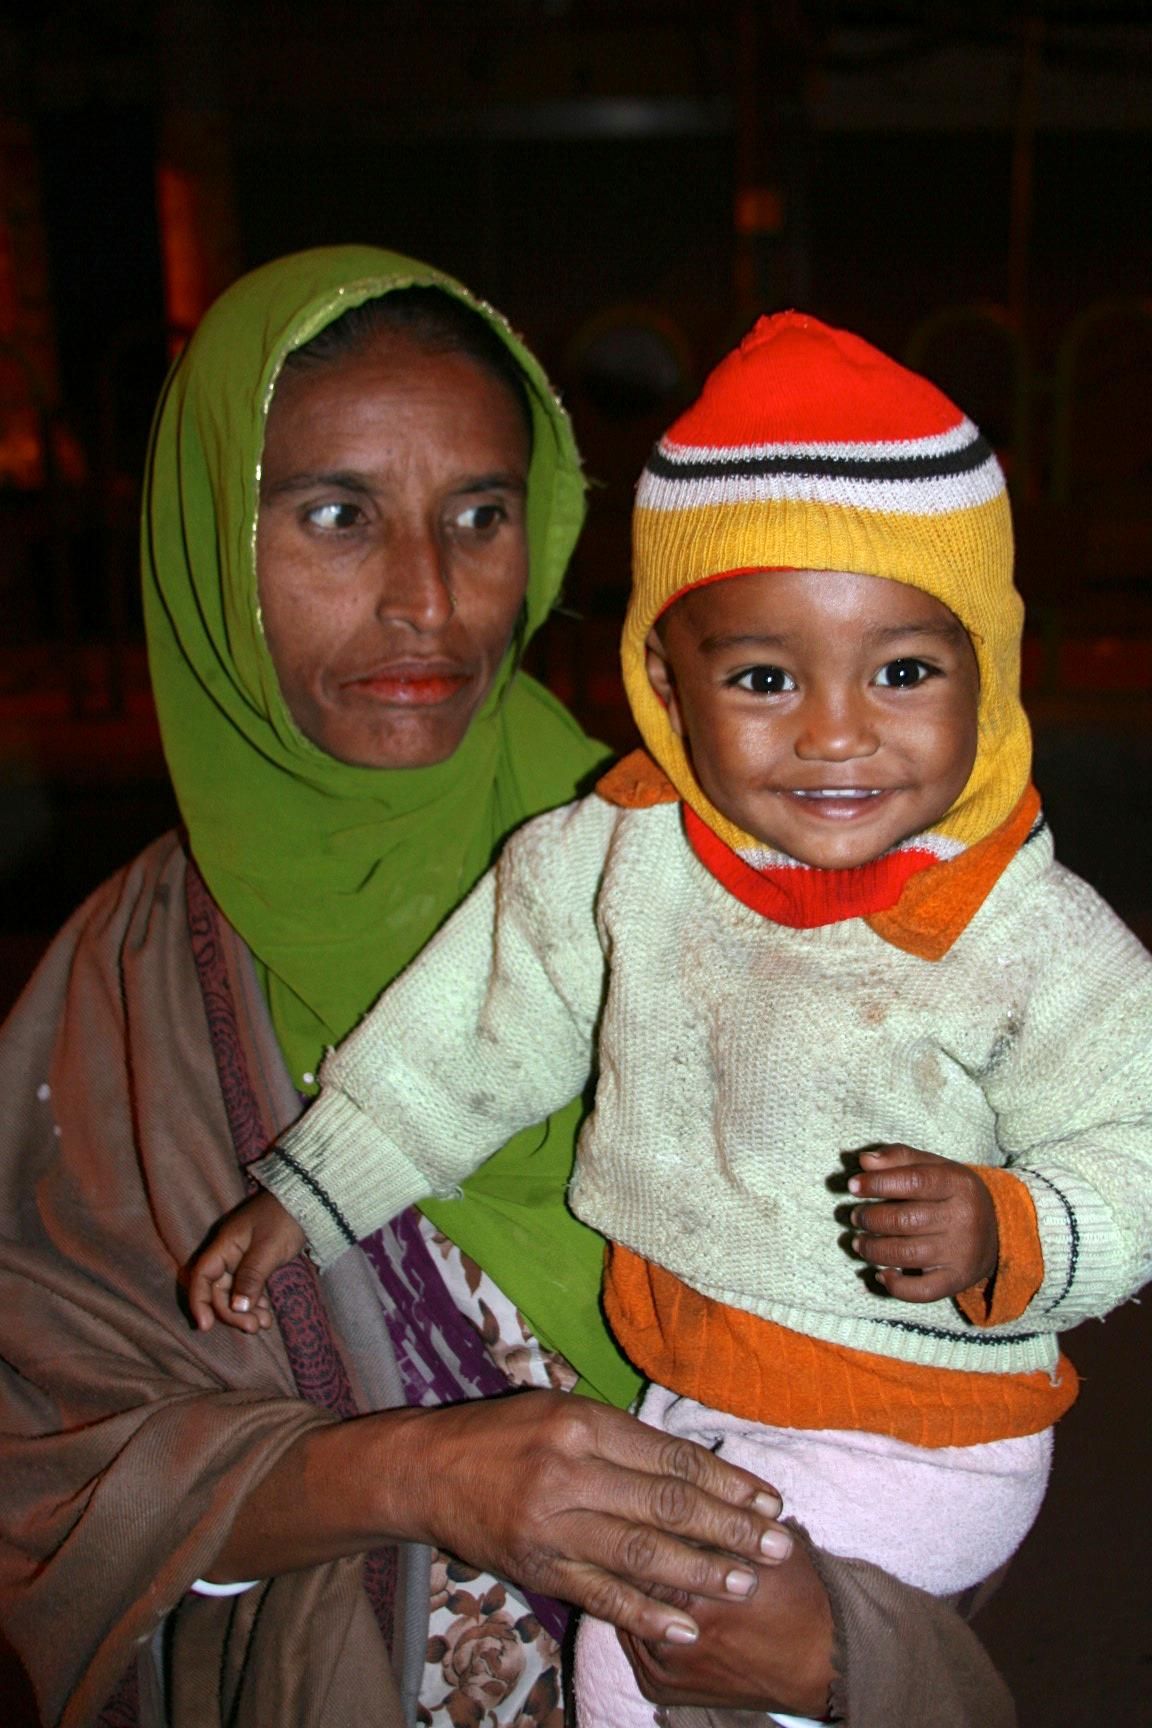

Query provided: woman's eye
[451,501,507,535]
[732,664,795,695]
[874,657,935,689]
[304,501,364,532]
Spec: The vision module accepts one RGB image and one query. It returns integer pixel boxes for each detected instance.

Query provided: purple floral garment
[360,1209,578,1727]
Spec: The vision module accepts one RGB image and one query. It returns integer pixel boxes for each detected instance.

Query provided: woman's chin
[305,694,482,770]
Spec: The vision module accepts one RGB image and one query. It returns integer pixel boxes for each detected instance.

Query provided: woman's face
[256,327,532,769]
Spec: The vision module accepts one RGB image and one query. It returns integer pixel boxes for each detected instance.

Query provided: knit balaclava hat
[623,311,1030,858]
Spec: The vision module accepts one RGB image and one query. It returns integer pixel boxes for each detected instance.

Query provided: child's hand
[846,1145,998,1303]
[187,1191,305,1334]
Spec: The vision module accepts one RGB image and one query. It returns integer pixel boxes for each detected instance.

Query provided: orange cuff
[956,1166,1045,1327]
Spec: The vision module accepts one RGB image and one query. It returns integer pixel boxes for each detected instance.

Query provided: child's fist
[846,1144,998,1303]
[186,1190,305,1333]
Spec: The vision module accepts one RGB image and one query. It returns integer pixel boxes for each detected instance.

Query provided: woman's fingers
[618,1544,836,1716]
[554,1556,705,1645]
[592,1442,792,1569]
[593,1402,784,1518]
[554,1491,787,1593]
[395,1392,794,1645]
[510,1498,781,1643]
[547,1400,792,1571]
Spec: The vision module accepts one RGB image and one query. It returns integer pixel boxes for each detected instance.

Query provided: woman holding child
[0,247,1015,1727]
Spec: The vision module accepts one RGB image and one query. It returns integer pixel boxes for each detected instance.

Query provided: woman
[0,247,1014,1728]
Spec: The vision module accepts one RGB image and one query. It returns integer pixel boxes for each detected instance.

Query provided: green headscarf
[143,245,639,1406]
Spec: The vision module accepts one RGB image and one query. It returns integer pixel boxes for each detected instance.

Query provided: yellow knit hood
[623,312,1030,856]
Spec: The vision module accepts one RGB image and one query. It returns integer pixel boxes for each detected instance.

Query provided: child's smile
[646,567,980,870]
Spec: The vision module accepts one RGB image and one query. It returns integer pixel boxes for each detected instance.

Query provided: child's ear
[645,629,685,739]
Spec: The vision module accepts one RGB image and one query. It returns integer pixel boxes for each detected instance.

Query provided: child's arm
[852,875,1152,1324]
[190,799,613,1299]
[846,1145,998,1303]
[964,880,1152,1331]
[252,802,610,1269]
[187,1191,305,1333]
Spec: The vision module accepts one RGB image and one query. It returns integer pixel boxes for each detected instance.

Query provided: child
[190,314,1152,1726]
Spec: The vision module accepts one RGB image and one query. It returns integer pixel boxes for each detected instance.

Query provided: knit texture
[260,795,1152,1380]
[624,311,1030,857]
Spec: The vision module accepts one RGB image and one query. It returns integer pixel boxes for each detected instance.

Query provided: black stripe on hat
[645,429,995,487]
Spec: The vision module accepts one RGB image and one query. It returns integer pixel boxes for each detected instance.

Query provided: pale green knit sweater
[258,795,1152,1376]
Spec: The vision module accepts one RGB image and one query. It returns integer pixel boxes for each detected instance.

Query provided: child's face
[645,567,980,869]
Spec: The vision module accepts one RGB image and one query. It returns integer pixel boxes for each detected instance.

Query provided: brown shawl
[0,835,406,1727]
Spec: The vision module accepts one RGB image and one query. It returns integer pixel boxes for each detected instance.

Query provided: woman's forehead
[259,331,532,483]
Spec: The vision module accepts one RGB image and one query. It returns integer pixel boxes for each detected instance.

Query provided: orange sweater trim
[867,785,1043,961]
[596,748,678,809]
[604,1243,1078,1449]
[956,1167,1046,1327]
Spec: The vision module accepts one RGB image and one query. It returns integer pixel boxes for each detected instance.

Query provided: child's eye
[303,501,365,532]
[873,657,936,689]
[731,664,796,695]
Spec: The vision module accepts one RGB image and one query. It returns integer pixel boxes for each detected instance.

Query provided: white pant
[575,1382,1052,1728]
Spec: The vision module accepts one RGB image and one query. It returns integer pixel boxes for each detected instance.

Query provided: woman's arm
[205,1389,796,1647]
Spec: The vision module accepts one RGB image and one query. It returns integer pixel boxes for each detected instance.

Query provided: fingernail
[725,1567,757,1597]
[663,1621,699,1645]
[851,1236,863,1255]
[231,1295,251,1313]
[753,1490,782,1518]
[760,1527,794,1560]
[847,1176,861,1193]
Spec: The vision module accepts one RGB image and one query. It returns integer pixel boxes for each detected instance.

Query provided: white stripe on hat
[637,456,1006,517]
[657,417,981,465]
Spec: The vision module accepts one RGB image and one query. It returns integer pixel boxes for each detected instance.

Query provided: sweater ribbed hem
[253,1092,429,1271]
[762,1302,1061,1376]
[598,1278,1067,1377]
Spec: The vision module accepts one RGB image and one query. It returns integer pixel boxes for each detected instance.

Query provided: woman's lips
[342,665,471,706]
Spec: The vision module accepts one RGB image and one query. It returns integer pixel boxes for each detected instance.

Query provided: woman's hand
[376,1391,794,1647]
[618,1541,836,1718]
[847,1143,999,1302]
[186,1190,305,1332]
